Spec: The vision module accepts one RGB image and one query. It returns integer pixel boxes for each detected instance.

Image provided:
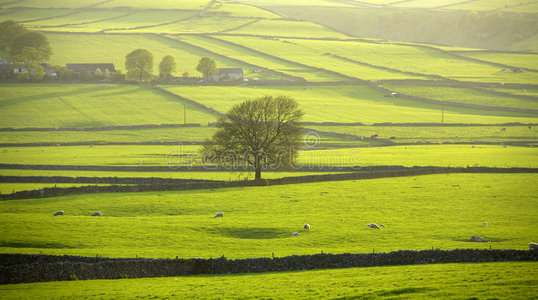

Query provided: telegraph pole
[441,104,444,125]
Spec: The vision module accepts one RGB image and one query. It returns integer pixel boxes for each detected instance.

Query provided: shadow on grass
[207,227,290,239]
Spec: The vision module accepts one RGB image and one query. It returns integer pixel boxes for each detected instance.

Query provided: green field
[0,262,536,299]
[382,84,538,110]
[0,83,217,128]
[172,35,343,82]
[0,183,117,194]
[454,51,538,71]
[160,85,538,124]
[1,143,536,169]
[0,0,537,297]
[0,173,536,258]
[308,125,538,144]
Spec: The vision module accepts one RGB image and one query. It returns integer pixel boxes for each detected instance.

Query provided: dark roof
[218,68,243,75]
[66,63,115,71]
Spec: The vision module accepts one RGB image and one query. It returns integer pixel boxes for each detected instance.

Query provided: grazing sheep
[483,222,488,226]
[529,242,538,250]
[53,210,64,216]
[469,236,488,242]
[379,224,385,228]
[304,224,310,230]
[500,128,506,132]
[367,223,380,229]
[92,211,103,217]
[291,232,300,236]
[214,212,224,218]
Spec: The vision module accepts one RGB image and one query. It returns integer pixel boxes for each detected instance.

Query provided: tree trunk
[255,166,262,181]
[254,154,262,181]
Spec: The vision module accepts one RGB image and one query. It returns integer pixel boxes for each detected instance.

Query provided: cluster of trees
[124,48,217,83]
[0,20,52,80]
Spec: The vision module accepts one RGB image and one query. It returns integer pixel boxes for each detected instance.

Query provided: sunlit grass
[0,173,535,258]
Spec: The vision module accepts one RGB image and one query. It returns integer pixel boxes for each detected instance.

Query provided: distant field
[45,33,260,78]
[207,2,280,18]
[217,36,538,84]
[0,173,535,258]
[96,0,212,10]
[0,127,217,144]
[0,262,536,299]
[444,0,537,11]
[308,125,538,144]
[160,85,538,124]
[216,36,432,81]
[0,84,217,128]
[382,84,538,110]
[173,35,343,82]
[113,16,258,34]
[0,0,103,9]
[488,87,538,97]
[226,19,350,39]
[0,183,116,194]
[1,144,535,168]
[454,51,538,71]
[0,169,349,182]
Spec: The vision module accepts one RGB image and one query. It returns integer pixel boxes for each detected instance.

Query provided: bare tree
[202,95,304,180]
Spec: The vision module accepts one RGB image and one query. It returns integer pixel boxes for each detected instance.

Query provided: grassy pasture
[234,0,353,7]
[0,127,360,147]
[226,18,350,39]
[489,87,538,97]
[207,2,280,18]
[1,144,536,168]
[0,173,535,258]
[0,8,69,22]
[114,16,258,34]
[0,0,103,9]
[174,35,343,82]
[0,127,217,144]
[0,83,217,128]
[98,10,195,32]
[382,84,538,110]
[454,51,538,71]
[216,36,431,81]
[45,33,254,78]
[298,145,538,168]
[308,125,538,144]
[218,36,538,84]
[20,10,128,29]
[445,0,537,11]
[0,183,117,194]
[96,0,212,10]
[160,85,538,124]
[0,262,536,299]
[0,169,349,182]
[391,0,470,8]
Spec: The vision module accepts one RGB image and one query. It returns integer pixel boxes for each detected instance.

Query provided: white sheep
[214,212,223,218]
[92,211,103,217]
[291,232,300,236]
[379,224,385,228]
[530,242,538,250]
[304,224,310,230]
[483,222,488,226]
[53,210,64,216]
[367,223,380,229]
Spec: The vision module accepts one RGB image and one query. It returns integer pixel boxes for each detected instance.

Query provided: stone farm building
[66,63,115,77]
[209,68,243,81]
[0,58,12,79]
